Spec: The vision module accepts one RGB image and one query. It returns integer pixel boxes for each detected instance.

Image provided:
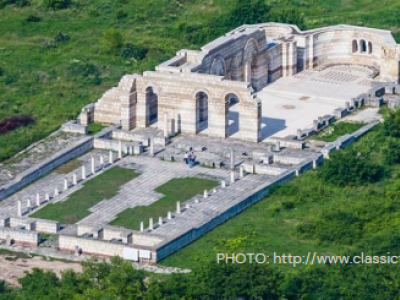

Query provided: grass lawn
[110,177,218,230]
[52,159,82,174]
[88,123,106,135]
[31,166,139,224]
[313,121,365,142]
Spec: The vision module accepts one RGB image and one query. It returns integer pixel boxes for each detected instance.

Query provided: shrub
[44,0,71,10]
[120,43,148,60]
[0,115,35,135]
[0,0,29,9]
[54,31,69,42]
[0,67,3,76]
[25,14,41,22]
[102,28,124,55]
[116,9,127,20]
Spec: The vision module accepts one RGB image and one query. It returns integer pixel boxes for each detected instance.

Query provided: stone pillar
[345,101,351,110]
[73,173,77,185]
[203,190,208,198]
[164,113,168,137]
[17,199,22,217]
[221,180,226,188]
[159,216,163,226]
[176,201,181,214]
[185,203,190,209]
[118,140,122,159]
[100,156,104,169]
[167,211,172,220]
[149,138,154,157]
[149,218,154,230]
[54,188,59,197]
[140,222,144,232]
[109,151,114,164]
[295,169,300,176]
[45,193,50,201]
[213,188,217,194]
[6,235,11,246]
[308,34,314,69]
[313,120,319,131]
[91,156,95,174]
[64,178,68,191]
[297,129,302,140]
[230,149,235,170]
[27,198,31,210]
[313,159,318,169]
[74,246,80,256]
[36,193,40,206]
[82,165,86,180]
[274,141,280,152]
[230,171,235,183]
[240,165,244,178]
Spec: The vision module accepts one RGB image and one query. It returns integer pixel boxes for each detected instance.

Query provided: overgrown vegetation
[0,114,34,135]
[110,177,218,230]
[31,166,139,224]
[313,121,365,142]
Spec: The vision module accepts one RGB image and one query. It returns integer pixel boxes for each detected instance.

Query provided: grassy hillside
[1,0,400,161]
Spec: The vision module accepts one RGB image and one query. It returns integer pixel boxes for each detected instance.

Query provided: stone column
[203,190,208,198]
[64,178,68,191]
[100,156,104,169]
[171,109,176,136]
[230,171,235,183]
[91,156,95,174]
[159,216,163,226]
[45,193,50,201]
[6,235,11,246]
[185,203,190,209]
[176,201,181,214]
[297,129,302,140]
[221,180,226,188]
[308,34,314,69]
[118,140,122,159]
[230,149,235,170]
[73,173,77,185]
[313,120,319,131]
[274,141,280,152]
[149,218,154,230]
[17,199,22,217]
[140,222,144,232]
[149,138,154,157]
[109,151,114,164]
[240,165,244,178]
[295,169,300,176]
[167,211,172,220]
[164,113,168,137]
[54,188,59,197]
[36,193,40,206]
[313,159,318,169]
[27,198,31,210]
[82,165,86,180]
[345,101,351,110]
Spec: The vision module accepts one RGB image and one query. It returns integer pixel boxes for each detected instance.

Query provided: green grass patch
[31,166,139,224]
[52,158,82,174]
[110,177,218,230]
[88,123,106,135]
[313,121,365,142]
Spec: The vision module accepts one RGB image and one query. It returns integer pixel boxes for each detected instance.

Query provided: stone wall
[61,121,88,135]
[0,227,40,246]
[0,136,94,202]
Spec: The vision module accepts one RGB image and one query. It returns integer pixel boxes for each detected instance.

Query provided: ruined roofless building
[80,23,400,142]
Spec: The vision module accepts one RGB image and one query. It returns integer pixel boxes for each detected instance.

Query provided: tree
[102,28,124,55]
[228,0,270,27]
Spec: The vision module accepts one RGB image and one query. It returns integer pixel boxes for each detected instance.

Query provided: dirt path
[0,255,82,286]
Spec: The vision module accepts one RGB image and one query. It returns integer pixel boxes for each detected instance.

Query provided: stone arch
[352,39,358,53]
[360,39,367,53]
[368,41,373,54]
[145,86,158,125]
[243,39,259,83]
[195,91,209,133]
[225,93,240,136]
[210,57,226,76]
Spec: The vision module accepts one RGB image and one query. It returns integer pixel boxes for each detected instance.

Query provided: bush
[116,9,127,20]
[0,114,34,135]
[25,14,41,22]
[0,67,3,76]
[382,108,400,137]
[120,43,148,60]
[54,31,69,42]
[67,61,101,85]
[102,28,124,55]
[0,0,29,9]
[318,149,386,186]
[44,0,71,10]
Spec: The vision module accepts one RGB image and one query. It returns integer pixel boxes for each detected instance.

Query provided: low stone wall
[155,170,296,261]
[61,121,88,135]
[6,218,60,234]
[273,154,306,165]
[0,227,40,246]
[0,136,94,202]
[266,137,305,149]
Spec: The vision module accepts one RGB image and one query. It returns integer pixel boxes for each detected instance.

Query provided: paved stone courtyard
[259,65,374,139]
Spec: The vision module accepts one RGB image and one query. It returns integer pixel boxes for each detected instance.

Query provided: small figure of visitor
[183,152,188,164]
